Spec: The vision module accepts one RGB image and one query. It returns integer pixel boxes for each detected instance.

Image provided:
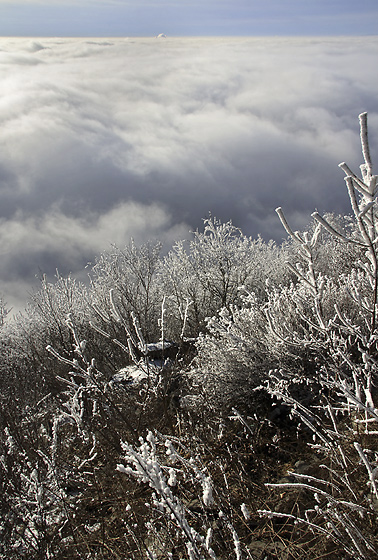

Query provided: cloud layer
[0,36,378,311]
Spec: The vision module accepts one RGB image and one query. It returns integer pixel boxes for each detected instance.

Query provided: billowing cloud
[0,36,378,311]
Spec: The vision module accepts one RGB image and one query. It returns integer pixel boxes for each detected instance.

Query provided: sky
[1,0,378,37]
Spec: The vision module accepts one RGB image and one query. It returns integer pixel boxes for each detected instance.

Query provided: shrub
[259,113,378,558]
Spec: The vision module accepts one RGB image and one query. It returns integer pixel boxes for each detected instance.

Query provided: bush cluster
[1,113,378,559]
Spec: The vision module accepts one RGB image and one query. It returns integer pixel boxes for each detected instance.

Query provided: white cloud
[0,36,377,310]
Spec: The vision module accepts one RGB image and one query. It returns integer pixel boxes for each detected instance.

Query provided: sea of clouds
[0,36,378,312]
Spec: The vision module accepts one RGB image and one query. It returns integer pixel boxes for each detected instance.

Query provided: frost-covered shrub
[26,273,91,353]
[0,393,92,560]
[187,292,271,410]
[0,273,125,413]
[90,239,163,344]
[160,216,291,339]
[259,113,378,558]
[0,275,90,416]
[301,213,364,279]
[179,114,378,557]
[117,431,217,559]
[116,427,264,560]
[189,207,367,410]
[7,273,91,364]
